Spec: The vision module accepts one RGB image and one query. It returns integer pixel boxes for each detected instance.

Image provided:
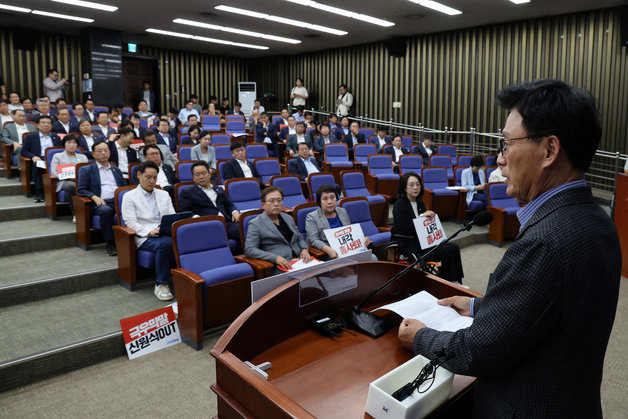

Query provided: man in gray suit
[398,79,621,417]
[1,109,36,156]
[245,186,311,272]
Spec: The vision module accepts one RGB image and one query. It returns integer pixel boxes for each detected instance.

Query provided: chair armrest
[42,174,59,218]
[364,173,377,194]
[377,227,391,233]
[309,247,325,259]
[73,196,93,248]
[171,268,204,347]
[113,225,138,289]
[322,161,331,172]
[233,255,274,279]
[422,188,434,210]
[279,163,287,174]
[487,206,507,245]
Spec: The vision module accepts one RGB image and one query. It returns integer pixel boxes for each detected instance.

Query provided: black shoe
[34,196,44,203]
[106,244,117,256]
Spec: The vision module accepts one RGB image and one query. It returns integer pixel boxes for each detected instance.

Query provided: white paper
[373,291,472,332]
[36,160,47,169]
[446,186,466,191]
[289,258,323,271]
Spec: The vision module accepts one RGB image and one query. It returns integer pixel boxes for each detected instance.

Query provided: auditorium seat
[170,216,256,349]
[175,160,195,182]
[225,120,246,136]
[214,145,232,161]
[307,172,336,202]
[322,143,356,184]
[237,208,274,278]
[487,182,521,246]
[398,154,422,176]
[202,115,221,131]
[270,174,307,209]
[429,155,455,183]
[456,155,474,168]
[367,154,400,198]
[338,196,391,254]
[437,144,457,166]
[216,159,230,185]
[41,146,71,219]
[178,134,190,145]
[177,145,193,161]
[291,202,329,259]
[246,144,268,163]
[211,134,231,146]
[225,177,262,211]
[485,155,497,167]
[486,166,498,179]
[354,143,377,167]
[401,136,413,149]
[340,170,390,227]
[421,167,461,219]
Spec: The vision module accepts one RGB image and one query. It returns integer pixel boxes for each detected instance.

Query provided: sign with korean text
[324,223,367,258]
[119,306,181,360]
[129,139,145,152]
[56,163,76,180]
[413,215,447,249]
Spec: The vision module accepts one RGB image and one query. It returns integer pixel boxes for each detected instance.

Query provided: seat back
[216,159,230,185]
[338,197,379,237]
[401,136,413,149]
[239,208,264,248]
[354,143,377,166]
[177,145,193,161]
[129,162,141,185]
[173,217,236,275]
[341,170,371,198]
[307,172,336,199]
[214,145,232,161]
[486,166,497,180]
[246,144,268,163]
[179,134,190,145]
[139,118,148,128]
[178,126,190,134]
[488,182,519,208]
[254,157,281,184]
[226,114,245,122]
[175,160,195,182]
[202,115,221,131]
[398,155,422,176]
[324,143,349,163]
[457,155,474,167]
[292,202,320,239]
[271,115,283,124]
[368,154,395,176]
[485,155,497,167]
[421,167,450,190]
[122,107,133,117]
[225,178,262,211]
[93,106,109,113]
[225,120,246,134]
[114,185,138,227]
[430,155,453,178]
[437,144,457,165]
[270,175,307,208]
[358,128,374,138]
[211,134,231,145]
[174,181,195,211]
[455,166,469,186]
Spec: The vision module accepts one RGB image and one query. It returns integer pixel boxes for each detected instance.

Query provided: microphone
[342,211,493,338]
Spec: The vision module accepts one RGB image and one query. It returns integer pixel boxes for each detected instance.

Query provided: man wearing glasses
[245,186,311,273]
[398,79,621,417]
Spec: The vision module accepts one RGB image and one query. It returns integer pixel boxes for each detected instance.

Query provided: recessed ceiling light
[50,0,118,12]
[215,5,348,36]
[0,4,31,13]
[509,0,531,4]
[146,28,269,50]
[32,10,94,22]
[284,0,394,27]
[408,1,462,16]
[173,18,301,44]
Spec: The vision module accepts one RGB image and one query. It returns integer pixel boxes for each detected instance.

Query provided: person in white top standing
[43,69,68,102]
[290,78,308,109]
[336,83,353,117]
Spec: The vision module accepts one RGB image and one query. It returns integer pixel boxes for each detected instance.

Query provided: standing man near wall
[43,69,68,102]
[336,84,353,117]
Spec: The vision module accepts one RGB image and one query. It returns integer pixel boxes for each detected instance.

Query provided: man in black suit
[179,160,242,245]
[141,144,178,200]
[334,116,350,141]
[129,113,145,139]
[51,107,77,135]
[84,99,96,123]
[254,112,279,157]
[20,115,61,201]
[107,127,138,177]
[385,135,409,173]
[225,102,245,116]
[343,121,366,160]
[77,118,105,160]
[415,137,437,166]
[221,140,260,182]
[155,118,177,154]
[398,79,621,417]
[288,142,320,181]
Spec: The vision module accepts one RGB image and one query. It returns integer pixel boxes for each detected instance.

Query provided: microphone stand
[342,217,478,338]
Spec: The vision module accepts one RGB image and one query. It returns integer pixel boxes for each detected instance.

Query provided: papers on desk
[277,257,323,272]
[446,186,466,191]
[373,291,473,332]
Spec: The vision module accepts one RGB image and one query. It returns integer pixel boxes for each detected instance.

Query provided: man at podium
[398,79,622,417]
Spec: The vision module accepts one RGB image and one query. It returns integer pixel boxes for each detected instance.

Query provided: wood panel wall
[250,8,628,153]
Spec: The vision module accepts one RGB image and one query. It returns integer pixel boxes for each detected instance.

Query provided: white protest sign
[323,223,367,258]
[119,306,181,360]
[413,214,447,249]
[56,163,76,180]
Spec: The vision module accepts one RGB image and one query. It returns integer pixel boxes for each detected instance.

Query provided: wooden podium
[615,174,628,277]
[211,261,482,418]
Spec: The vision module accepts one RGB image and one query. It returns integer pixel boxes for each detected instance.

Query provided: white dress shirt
[15,124,29,144]
[423,142,433,158]
[236,158,253,178]
[115,142,129,174]
[84,135,95,150]
[392,146,404,162]
[59,121,70,133]
[1,114,13,125]
[39,132,53,156]
[97,162,117,200]
[157,165,169,187]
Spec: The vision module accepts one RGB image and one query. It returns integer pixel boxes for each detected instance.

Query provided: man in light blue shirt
[178,99,200,125]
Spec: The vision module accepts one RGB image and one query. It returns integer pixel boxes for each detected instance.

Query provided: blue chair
[93,106,109,113]
[139,118,148,129]
[202,115,221,131]
[211,134,231,145]
[271,115,283,125]
[178,126,190,134]
[246,144,268,163]
[214,145,232,161]
[178,145,193,161]
[175,161,195,182]
[338,196,391,251]
[129,163,141,186]
[254,157,282,184]
[368,154,400,198]
[487,182,521,246]
[122,107,133,117]
[341,170,390,227]
[225,120,246,135]
[421,167,460,219]
[179,135,190,145]
[359,128,375,138]
[457,155,473,168]
[113,185,156,290]
[307,172,336,201]
[270,174,307,208]
[292,202,320,241]
[485,155,497,167]
[437,144,457,166]
[398,155,422,176]
[455,166,468,186]
[401,136,413,149]
[354,143,377,167]
[217,160,230,185]
[429,155,454,181]
[171,216,255,349]
[322,143,354,184]
[225,178,262,211]
[486,166,497,179]
[226,115,245,122]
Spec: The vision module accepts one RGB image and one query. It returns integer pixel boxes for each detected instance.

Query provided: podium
[211,261,482,418]
[615,174,628,277]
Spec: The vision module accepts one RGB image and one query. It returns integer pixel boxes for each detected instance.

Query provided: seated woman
[305,184,374,260]
[50,134,88,222]
[461,155,488,209]
[182,125,201,145]
[191,130,217,182]
[392,172,464,284]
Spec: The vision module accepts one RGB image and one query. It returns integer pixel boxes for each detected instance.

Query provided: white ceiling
[2,0,626,58]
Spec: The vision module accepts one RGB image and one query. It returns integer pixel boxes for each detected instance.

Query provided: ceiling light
[284,0,395,27]
[408,1,462,16]
[0,4,31,13]
[509,0,531,3]
[173,18,301,44]
[32,10,94,22]
[146,28,269,50]
[50,0,118,12]
[215,5,348,36]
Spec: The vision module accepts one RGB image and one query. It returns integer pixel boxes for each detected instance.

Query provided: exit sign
[128,43,137,53]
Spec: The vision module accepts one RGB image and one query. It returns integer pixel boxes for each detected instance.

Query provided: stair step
[0,202,47,221]
[0,231,76,256]
[0,182,22,196]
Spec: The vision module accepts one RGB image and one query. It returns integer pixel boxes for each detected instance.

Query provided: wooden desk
[211,261,480,418]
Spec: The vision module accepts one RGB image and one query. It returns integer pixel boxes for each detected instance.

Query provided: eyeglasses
[498,135,544,155]
[264,198,283,204]
[93,149,109,154]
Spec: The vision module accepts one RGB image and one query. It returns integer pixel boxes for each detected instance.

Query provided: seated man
[343,121,366,160]
[222,140,260,182]
[93,111,116,137]
[31,98,53,120]
[69,103,85,127]
[179,161,242,246]
[369,127,391,152]
[461,155,488,209]
[121,160,176,301]
[289,142,320,181]
[416,137,436,166]
[77,141,127,255]
[8,92,23,111]
[20,115,61,202]
[52,107,78,135]
[107,127,138,177]
[186,114,199,128]
[245,186,311,272]
[142,144,178,199]
[278,115,296,142]
[0,99,12,127]
[286,121,313,157]
[128,112,145,139]
[292,105,305,123]
[334,116,350,141]
[251,98,265,115]
[84,99,96,123]
[139,130,178,169]
[1,109,36,156]
[226,102,245,116]
[77,118,105,159]
[136,100,153,118]
[385,135,410,173]
[178,99,200,124]
[254,112,279,157]
[313,123,337,156]
[155,118,177,154]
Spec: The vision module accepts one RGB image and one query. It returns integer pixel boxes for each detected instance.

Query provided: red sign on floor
[119,306,181,360]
